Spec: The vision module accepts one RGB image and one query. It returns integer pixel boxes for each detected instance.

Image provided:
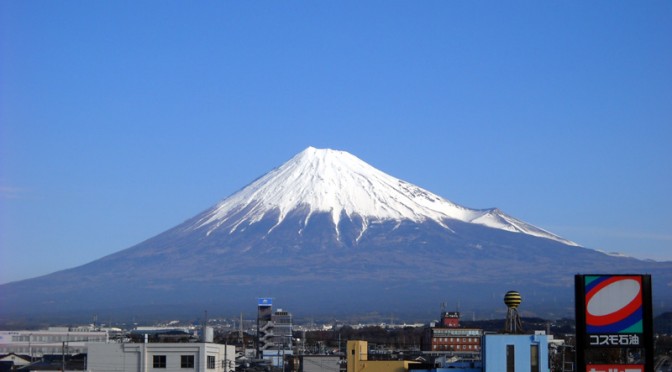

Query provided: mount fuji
[1,147,671,324]
[192,147,576,246]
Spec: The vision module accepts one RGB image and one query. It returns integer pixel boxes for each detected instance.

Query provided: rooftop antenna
[239,312,244,345]
[504,290,524,334]
[202,310,209,342]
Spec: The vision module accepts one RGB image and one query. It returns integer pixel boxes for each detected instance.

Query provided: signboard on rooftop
[575,274,653,372]
[258,298,272,306]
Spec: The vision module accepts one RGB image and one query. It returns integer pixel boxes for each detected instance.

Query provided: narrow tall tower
[257,298,273,358]
[504,290,523,334]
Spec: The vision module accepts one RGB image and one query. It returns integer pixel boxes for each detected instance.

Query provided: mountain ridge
[1,147,670,324]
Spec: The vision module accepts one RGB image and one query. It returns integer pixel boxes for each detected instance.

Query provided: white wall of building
[87,342,235,372]
[0,329,108,356]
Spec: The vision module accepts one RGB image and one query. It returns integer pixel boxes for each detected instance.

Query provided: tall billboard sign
[575,275,653,372]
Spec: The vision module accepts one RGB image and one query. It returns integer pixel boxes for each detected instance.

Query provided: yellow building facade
[346,340,418,372]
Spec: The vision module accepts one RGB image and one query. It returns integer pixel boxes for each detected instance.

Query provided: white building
[0,327,108,356]
[87,342,235,372]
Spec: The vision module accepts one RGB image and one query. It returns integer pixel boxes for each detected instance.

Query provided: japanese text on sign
[589,334,640,346]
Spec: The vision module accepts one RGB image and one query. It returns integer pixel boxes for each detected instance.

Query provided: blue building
[411,332,550,372]
[482,332,549,372]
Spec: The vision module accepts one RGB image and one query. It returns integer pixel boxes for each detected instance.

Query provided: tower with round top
[504,290,524,333]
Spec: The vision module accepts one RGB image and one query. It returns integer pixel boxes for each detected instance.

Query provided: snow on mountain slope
[192,147,577,246]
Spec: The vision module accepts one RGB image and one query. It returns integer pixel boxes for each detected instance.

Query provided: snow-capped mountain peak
[192,147,577,246]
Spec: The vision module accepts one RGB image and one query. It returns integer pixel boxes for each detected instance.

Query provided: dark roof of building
[15,354,87,371]
[0,361,14,372]
[0,353,32,361]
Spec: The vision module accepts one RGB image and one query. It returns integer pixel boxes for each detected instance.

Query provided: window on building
[506,345,515,372]
[531,344,539,372]
[207,355,215,369]
[181,355,195,368]
[153,355,167,368]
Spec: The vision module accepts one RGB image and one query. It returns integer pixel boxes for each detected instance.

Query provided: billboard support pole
[575,275,587,372]
[642,275,654,372]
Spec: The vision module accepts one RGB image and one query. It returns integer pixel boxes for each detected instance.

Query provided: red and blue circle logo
[585,275,643,334]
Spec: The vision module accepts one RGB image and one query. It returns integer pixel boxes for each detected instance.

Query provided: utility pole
[203,310,208,342]
[239,312,244,345]
[338,333,341,355]
[62,341,66,372]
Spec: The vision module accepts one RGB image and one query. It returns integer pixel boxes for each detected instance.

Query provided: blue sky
[1,1,671,284]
